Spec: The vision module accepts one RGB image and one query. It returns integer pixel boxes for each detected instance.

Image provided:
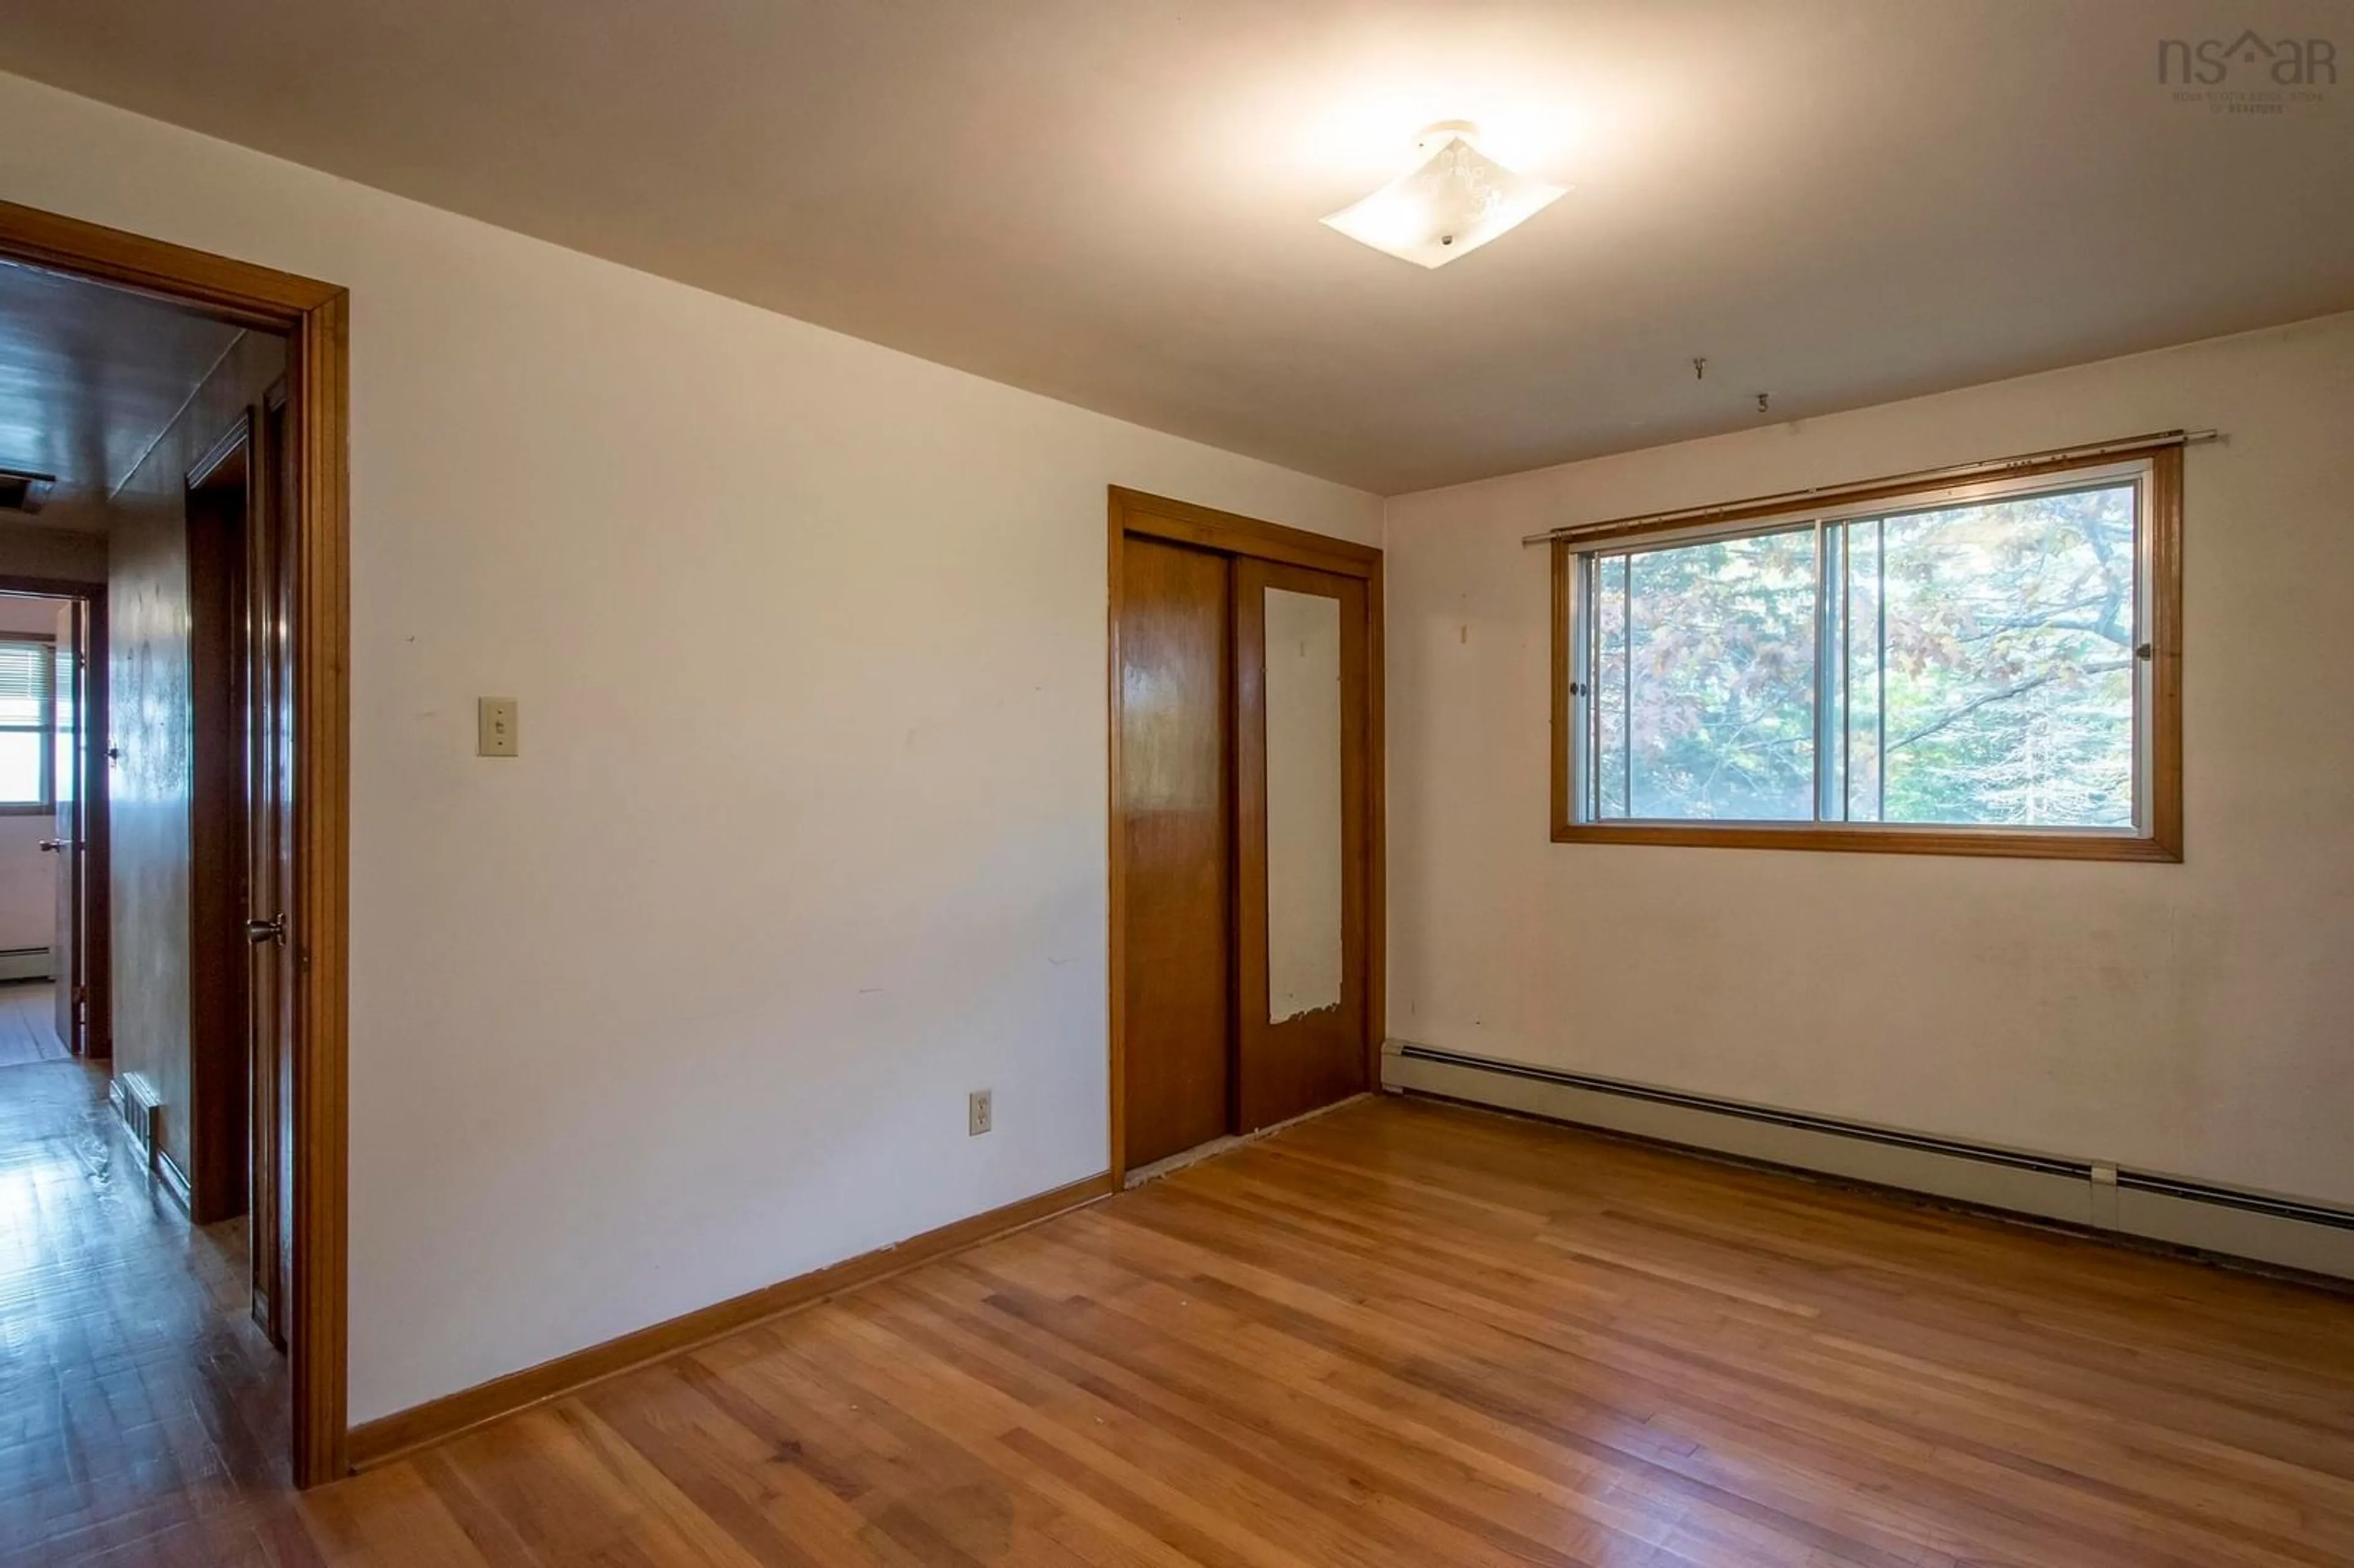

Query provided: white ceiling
[0,262,246,530]
[2,1,2348,493]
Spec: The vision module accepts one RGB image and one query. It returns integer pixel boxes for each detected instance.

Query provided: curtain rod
[1520,428,2220,547]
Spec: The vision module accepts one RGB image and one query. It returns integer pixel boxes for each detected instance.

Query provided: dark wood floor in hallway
[13,1090,2354,1565]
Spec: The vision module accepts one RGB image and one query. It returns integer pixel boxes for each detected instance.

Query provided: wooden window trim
[1549,443,2183,862]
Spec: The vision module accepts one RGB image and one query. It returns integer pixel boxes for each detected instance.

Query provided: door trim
[0,199,352,1486]
[1106,487,1384,1182]
[0,574,107,1062]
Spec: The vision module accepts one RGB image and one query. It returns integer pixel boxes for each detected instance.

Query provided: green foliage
[1588,484,2135,826]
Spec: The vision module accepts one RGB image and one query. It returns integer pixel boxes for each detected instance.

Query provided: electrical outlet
[968,1089,992,1137]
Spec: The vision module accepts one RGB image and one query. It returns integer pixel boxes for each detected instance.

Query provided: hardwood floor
[10,1092,2354,1565]
[0,1059,288,1567]
[0,982,67,1069]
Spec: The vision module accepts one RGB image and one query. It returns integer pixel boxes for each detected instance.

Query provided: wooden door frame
[1105,487,1384,1182]
[0,572,108,1062]
[0,199,351,1486]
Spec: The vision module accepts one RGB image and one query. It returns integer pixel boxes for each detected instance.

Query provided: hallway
[0,983,67,1069]
[0,1057,289,1564]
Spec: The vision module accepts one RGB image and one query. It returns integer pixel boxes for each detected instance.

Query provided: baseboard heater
[110,1072,161,1168]
[1387,1041,2354,1284]
[0,945,51,983]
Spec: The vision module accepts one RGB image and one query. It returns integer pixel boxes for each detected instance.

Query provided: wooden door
[1233,558,1369,1132]
[246,390,296,1347]
[49,600,80,1052]
[186,419,253,1225]
[1116,536,1234,1168]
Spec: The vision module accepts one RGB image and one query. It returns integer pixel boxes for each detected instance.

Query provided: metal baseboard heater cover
[110,1072,162,1169]
[1388,1042,2354,1282]
[0,945,51,983]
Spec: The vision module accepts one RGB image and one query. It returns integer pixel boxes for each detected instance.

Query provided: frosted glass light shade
[1321,126,1564,268]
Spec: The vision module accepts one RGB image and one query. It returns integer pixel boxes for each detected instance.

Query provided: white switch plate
[477,697,519,757]
[968,1089,992,1137]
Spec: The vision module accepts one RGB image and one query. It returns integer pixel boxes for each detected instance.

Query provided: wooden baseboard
[345,1171,1118,1472]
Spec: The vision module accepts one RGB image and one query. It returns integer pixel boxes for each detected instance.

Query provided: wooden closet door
[1117,536,1234,1166]
[1234,558,1368,1132]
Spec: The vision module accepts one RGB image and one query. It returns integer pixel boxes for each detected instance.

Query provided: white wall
[1387,311,2354,1210]
[0,70,1383,1421]
[0,813,54,954]
[0,595,64,956]
[0,535,102,964]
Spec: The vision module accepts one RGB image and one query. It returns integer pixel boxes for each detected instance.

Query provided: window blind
[0,639,51,731]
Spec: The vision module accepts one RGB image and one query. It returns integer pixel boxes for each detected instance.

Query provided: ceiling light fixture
[1320,120,1565,268]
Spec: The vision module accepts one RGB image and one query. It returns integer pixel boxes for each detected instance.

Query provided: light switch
[477,697,519,757]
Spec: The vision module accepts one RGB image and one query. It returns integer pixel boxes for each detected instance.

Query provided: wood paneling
[1233,557,1369,1133]
[1116,536,1234,1168]
[0,261,246,523]
[19,1090,2353,1565]
[109,341,281,1224]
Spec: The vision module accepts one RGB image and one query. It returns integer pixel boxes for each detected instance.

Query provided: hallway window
[0,636,54,812]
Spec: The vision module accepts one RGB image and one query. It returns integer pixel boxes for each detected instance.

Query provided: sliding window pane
[1614,528,1817,821]
[1841,518,1885,821]
[1874,485,2136,827]
[1590,554,1629,818]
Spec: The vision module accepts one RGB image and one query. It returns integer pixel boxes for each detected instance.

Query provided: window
[0,636,55,813]
[1553,444,2181,859]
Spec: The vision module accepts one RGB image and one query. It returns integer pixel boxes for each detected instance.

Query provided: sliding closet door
[1118,537,1235,1167]
[1234,558,1369,1132]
